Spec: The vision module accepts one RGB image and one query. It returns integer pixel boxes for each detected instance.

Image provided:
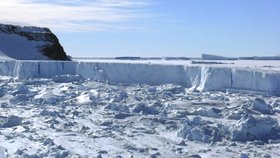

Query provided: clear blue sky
[1,0,280,57]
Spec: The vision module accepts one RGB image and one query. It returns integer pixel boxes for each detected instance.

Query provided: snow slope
[0,33,48,60]
[0,24,69,60]
[0,60,280,96]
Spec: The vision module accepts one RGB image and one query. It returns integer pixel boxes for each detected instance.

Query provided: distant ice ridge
[0,60,280,96]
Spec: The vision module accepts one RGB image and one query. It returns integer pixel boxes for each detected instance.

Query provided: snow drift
[0,24,69,60]
[0,60,280,96]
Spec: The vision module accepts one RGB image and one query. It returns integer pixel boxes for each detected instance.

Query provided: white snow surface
[0,59,280,157]
[0,33,49,60]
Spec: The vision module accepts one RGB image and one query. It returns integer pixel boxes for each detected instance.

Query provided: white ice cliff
[0,60,279,96]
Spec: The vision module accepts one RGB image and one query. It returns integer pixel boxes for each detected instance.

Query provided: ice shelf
[0,60,279,96]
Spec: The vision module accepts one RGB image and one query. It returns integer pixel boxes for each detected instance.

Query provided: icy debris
[251,98,273,114]
[98,150,108,154]
[11,85,29,95]
[96,154,102,158]
[0,88,5,97]
[191,116,212,125]
[40,109,61,117]
[227,105,248,120]
[240,153,249,158]
[187,154,202,158]
[172,110,189,118]
[114,113,132,119]
[227,111,243,120]
[123,143,144,152]
[15,149,24,155]
[1,77,280,157]
[54,151,69,158]
[230,114,279,142]
[0,115,22,128]
[209,93,229,101]
[43,138,55,146]
[112,90,128,102]
[177,118,225,143]
[42,96,61,105]
[132,103,159,115]
[0,146,7,158]
[147,86,157,93]
[9,94,29,105]
[186,126,206,142]
[271,100,279,108]
[177,140,187,146]
[52,75,83,83]
[263,154,272,158]
[150,152,161,158]
[0,102,9,108]
[22,153,45,158]
[160,84,185,94]
[271,100,280,113]
[73,93,93,105]
[100,121,113,126]
[104,103,129,113]
[192,107,222,118]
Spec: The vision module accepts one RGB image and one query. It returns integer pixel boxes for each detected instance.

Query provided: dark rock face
[0,24,70,60]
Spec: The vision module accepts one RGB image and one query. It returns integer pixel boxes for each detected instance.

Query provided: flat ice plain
[0,59,280,158]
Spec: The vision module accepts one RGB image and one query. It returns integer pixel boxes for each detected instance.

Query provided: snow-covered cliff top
[74,58,280,71]
[0,23,69,60]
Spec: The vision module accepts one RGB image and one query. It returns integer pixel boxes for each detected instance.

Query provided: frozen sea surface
[0,76,279,158]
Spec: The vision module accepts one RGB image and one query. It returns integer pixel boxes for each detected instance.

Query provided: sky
[0,0,280,57]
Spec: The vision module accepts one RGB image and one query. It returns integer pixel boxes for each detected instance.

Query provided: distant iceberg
[202,54,238,60]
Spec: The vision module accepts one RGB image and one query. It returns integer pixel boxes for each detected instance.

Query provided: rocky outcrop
[0,24,69,60]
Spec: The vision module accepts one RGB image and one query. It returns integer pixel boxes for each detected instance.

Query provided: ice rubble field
[0,60,280,158]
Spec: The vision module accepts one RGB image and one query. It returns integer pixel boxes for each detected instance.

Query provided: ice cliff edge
[0,23,70,60]
[1,61,280,96]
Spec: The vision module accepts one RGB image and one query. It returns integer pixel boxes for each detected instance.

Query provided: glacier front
[0,60,279,96]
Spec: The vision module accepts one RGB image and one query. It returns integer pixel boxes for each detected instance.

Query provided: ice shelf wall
[0,60,279,96]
